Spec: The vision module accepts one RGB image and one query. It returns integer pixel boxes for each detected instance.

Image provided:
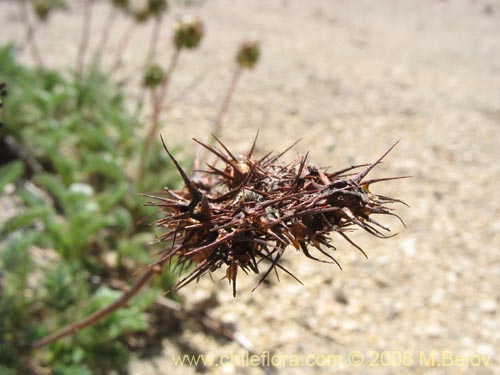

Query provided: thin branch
[138,49,181,181]
[31,268,155,349]
[195,66,243,166]
[147,15,163,64]
[212,66,243,140]
[19,0,44,69]
[20,11,38,50]
[76,0,95,76]
[109,19,136,76]
[167,71,206,108]
[134,15,165,117]
[93,4,118,68]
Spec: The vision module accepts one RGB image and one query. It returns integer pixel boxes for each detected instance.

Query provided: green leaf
[34,173,69,209]
[82,153,124,181]
[17,185,46,207]
[109,207,132,232]
[0,161,24,191]
[49,153,77,185]
[44,263,89,312]
[117,234,151,264]
[1,233,35,284]
[96,182,127,211]
[52,364,92,375]
[1,206,50,235]
[67,212,109,251]
[0,365,18,375]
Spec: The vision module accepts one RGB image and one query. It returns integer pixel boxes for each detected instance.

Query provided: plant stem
[19,0,44,69]
[76,0,95,76]
[138,49,181,181]
[167,71,206,108]
[109,19,136,77]
[93,4,117,68]
[147,16,163,64]
[135,16,164,117]
[20,10,38,49]
[31,268,155,349]
[193,66,243,167]
[211,66,243,141]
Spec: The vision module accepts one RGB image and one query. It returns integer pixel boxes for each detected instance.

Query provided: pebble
[3,183,15,194]
[186,288,219,311]
[374,273,391,288]
[103,251,118,268]
[430,288,445,306]
[341,319,359,331]
[220,364,235,374]
[383,304,402,320]
[477,343,496,357]
[376,255,390,266]
[478,299,498,314]
[461,336,474,347]
[334,290,349,305]
[424,324,444,338]
[401,238,416,257]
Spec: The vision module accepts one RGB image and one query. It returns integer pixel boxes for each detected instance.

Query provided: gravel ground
[1,0,499,374]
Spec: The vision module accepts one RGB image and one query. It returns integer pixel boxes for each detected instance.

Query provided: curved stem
[19,0,44,69]
[147,16,163,64]
[109,19,136,76]
[211,66,243,140]
[31,268,155,349]
[76,0,95,76]
[137,49,181,181]
[135,16,164,117]
[194,66,243,165]
[93,5,117,68]
[167,71,206,108]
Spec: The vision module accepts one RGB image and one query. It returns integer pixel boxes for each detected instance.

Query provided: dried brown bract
[145,136,408,296]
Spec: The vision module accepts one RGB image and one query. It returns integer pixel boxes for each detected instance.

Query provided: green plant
[0,0,269,371]
[0,45,180,374]
[0,0,386,372]
[28,134,408,352]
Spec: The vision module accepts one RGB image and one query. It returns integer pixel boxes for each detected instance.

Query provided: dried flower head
[148,0,168,16]
[173,16,204,50]
[134,7,150,23]
[236,40,260,69]
[143,64,165,88]
[33,0,50,21]
[32,0,66,22]
[146,136,408,296]
[111,0,129,10]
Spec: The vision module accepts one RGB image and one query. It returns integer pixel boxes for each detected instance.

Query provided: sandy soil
[1,0,499,374]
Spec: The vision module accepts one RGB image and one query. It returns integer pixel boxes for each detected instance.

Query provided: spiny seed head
[33,0,51,21]
[148,0,168,16]
[33,0,66,21]
[146,137,408,297]
[111,0,129,10]
[236,40,260,69]
[143,64,164,88]
[134,7,150,23]
[173,16,204,50]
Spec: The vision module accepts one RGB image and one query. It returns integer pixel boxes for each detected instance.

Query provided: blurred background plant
[0,0,259,373]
